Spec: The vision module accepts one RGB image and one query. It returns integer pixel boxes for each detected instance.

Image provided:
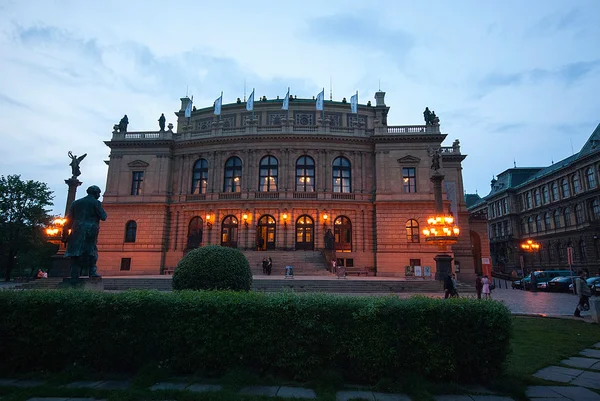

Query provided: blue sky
[1,0,599,215]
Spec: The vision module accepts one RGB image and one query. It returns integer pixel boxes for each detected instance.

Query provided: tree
[0,175,54,281]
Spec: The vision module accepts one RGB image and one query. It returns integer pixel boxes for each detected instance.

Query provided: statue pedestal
[58,277,104,291]
[434,254,453,281]
[64,178,82,216]
[48,252,72,278]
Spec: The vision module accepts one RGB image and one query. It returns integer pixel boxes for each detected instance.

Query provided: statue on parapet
[116,114,129,132]
[68,151,87,179]
[158,113,166,131]
[423,107,440,126]
[62,185,108,279]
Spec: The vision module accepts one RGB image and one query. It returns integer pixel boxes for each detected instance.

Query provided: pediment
[127,160,149,168]
[397,155,421,164]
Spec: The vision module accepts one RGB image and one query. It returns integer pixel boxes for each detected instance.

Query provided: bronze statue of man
[158,113,166,131]
[62,185,108,279]
[119,115,129,132]
[423,107,432,125]
[68,151,87,179]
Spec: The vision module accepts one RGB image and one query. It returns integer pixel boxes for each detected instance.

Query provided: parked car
[547,276,577,292]
[512,270,573,291]
[570,277,600,295]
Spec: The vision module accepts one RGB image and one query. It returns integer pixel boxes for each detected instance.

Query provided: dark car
[569,277,600,295]
[547,276,577,292]
[512,270,573,291]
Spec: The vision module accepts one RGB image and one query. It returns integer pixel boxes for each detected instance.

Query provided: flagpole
[286,87,289,121]
[355,91,358,123]
[252,88,255,121]
[322,88,325,122]
[219,91,223,121]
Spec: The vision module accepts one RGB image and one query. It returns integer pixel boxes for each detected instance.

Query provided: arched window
[541,186,549,204]
[535,215,542,232]
[332,156,351,193]
[295,215,314,250]
[296,156,315,192]
[527,216,534,233]
[191,159,208,194]
[572,174,581,194]
[259,156,278,192]
[551,183,559,202]
[186,217,203,249]
[586,168,596,189]
[534,190,540,207]
[575,204,584,225]
[553,210,561,228]
[223,157,242,192]
[561,178,570,198]
[563,207,572,226]
[125,220,137,243]
[526,192,532,209]
[520,219,526,235]
[406,219,419,243]
[544,212,551,230]
[334,216,352,251]
[549,241,555,261]
[220,215,238,248]
[558,242,565,262]
[592,199,600,220]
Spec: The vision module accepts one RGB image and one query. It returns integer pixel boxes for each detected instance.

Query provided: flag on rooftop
[184,96,193,118]
[214,92,223,115]
[350,91,358,114]
[315,88,324,111]
[282,87,290,110]
[246,89,254,111]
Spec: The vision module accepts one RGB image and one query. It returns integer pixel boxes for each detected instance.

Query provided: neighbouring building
[467,123,600,276]
[98,90,483,279]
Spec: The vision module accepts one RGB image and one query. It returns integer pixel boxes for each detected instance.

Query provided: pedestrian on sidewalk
[475,273,483,299]
[262,258,268,275]
[444,273,453,299]
[574,270,591,318]
[331,259,337,273]
[482,275,491,299]
[451,273,459,297]
[530,272,537,292]
[267,257,273,276]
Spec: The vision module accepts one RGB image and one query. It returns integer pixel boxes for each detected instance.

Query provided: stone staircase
[252,278,444,293]
[241,250,331,276]
[13,278,64,290]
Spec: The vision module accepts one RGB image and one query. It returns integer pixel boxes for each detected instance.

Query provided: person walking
[481,275,491,299]
[262,257,268,275]
[574,270,591,318]
[475,274,483,299]
[267,257,273,276]
[331,259,337,273]
[444,274,453,299]
[530,272,537,292]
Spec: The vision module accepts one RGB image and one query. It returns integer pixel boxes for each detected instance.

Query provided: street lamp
[520,239,540,276]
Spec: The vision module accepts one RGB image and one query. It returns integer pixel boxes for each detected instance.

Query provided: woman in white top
[481,276,491,299]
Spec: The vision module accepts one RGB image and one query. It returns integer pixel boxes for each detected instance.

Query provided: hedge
[172,245,252,291]
[0,290,512,382]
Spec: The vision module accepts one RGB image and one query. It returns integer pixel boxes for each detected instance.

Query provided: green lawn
[0,316,598,401]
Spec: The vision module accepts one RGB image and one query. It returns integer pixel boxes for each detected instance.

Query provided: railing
[114,131,168,140]
[386,125,439,134]
[219,193,241,200]
[254,192,280,199]
[332,193,355,200]
[186,194,206,201]
[293,192,318,199]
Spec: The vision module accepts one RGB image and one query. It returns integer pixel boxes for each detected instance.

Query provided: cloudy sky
[1,0,599,215]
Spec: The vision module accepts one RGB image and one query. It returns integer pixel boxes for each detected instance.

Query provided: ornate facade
[98,91,480,279]
[467,123,600,276]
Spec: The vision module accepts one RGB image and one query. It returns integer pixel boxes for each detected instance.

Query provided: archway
[295,215,314,250]
[334,216,352,252]
[256,215,276,250]
[221,215,238,248]
[470,230,482,275]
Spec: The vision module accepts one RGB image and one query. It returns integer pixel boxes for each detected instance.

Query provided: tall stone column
[431,171,453,281]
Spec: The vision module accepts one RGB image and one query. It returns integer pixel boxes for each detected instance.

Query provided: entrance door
[221,215,238,248]
[295,215,314,250]
[257,215,276,250]
[334,216,352,252]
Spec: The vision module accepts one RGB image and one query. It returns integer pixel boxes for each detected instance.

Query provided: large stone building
[467,123,600,276]
[98,90,482,279]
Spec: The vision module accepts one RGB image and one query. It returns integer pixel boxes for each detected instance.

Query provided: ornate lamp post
[520,239,540,276]
[422,149,460,280]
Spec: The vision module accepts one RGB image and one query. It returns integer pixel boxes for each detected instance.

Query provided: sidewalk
[2,341,599,400]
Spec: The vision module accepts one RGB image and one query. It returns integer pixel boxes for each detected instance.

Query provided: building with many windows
[98,90,482,279]
[467,123,600,276]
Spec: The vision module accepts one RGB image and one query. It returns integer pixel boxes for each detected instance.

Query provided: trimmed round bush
[172,245,252,291]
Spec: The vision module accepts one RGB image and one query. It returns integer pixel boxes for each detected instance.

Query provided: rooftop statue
[117,114,129,132]
[430,148,441,171]
[68,151,87,179]
[158,113,166,131]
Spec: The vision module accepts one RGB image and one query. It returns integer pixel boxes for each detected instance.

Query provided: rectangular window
[345,259,354,267]
[402,167,416,193]
[120,258,131,271]
[131,171,144,195]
